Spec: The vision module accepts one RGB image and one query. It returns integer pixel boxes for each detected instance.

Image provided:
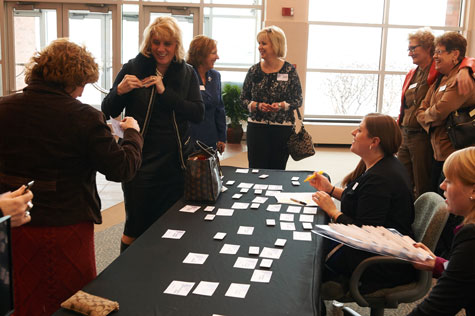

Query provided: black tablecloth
[54,166,326,316]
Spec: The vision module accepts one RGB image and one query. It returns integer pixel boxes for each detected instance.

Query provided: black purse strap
[195,140,223,177]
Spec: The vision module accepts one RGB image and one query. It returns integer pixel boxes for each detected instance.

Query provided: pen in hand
[304,171,324,182]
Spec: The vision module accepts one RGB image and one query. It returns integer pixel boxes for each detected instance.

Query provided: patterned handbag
[61,290,119,316]
[287,108,316,161]
[184,141,223,202]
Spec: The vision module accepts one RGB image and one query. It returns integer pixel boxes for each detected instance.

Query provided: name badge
[439,85,446,92]
[200,85,205,91]
[352,182,359,190]
[409,83,418,90]
[277,73,288,81]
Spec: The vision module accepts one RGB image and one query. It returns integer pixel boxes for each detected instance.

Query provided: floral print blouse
[240,61,303,125]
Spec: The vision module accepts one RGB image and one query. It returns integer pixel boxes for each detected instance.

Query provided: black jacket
[408,224,475,316]
[101,53,204,150]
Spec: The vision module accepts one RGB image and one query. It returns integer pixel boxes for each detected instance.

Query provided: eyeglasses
[434,49,450,56]
[407,45,421,52]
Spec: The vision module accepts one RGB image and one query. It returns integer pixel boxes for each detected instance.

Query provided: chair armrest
[348,256,409,307]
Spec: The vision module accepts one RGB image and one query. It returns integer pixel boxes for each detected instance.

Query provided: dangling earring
[369,145,373,150]
[470,196,474,201]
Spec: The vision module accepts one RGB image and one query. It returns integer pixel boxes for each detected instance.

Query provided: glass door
[5,2,60,93]
[64,4,115,108]
[5,3,116,108]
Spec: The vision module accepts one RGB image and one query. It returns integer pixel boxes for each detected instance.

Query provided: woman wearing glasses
[397,28,474,199]
[240,25,303,170]
[417,32,475,257]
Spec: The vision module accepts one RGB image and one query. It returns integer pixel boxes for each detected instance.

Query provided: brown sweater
[0,79,143,226]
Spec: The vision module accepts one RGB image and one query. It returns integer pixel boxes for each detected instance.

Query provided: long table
[54,166,327,316]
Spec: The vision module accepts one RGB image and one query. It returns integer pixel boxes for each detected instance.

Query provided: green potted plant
[222,83,248,143]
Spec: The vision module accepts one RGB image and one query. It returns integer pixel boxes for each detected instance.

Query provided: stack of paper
[312,224,433,262]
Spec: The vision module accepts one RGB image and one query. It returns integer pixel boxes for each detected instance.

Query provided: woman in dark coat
[101,16,204,251]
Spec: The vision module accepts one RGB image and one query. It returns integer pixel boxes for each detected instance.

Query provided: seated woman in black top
[309,113,416,294]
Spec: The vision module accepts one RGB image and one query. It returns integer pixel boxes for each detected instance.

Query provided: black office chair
[321,192,449,316]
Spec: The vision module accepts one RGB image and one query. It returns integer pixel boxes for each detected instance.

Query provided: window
[306,0,465,119]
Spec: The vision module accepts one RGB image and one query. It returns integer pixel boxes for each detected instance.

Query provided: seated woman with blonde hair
[409,146,475,316]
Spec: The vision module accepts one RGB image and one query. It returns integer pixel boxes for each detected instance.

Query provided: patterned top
[240,61,303,125]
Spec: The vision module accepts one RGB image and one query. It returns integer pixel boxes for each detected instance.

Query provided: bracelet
[328,185,335,197]
[256,102,260,111]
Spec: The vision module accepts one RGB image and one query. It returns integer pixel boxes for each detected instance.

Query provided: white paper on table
[226,180,235,185]
[279,214,294,222]
[273,192,317,206]
[266,204,282,212]
[251,270,273,283]
[164,280,195,296]
[274,238,287,247]
[225,283,250,299]
[286,205,302,213]
[254,184,268,190]
[280,222,296,231]
[252,196,268,204]
[183,252,209,264]
[260,247,283,259]
[299,214,315,222]
[204,214,215,221]
[292,181,300,186]
[302,222,313,230]
[237,226,254,235]
[252,169,259,173]
[265,190,280,197]
[221,186,228,192]
[216,208,234,216]
[220,244,240,254]
[293,231,312,241]
[266,219,276,226]
[237,182,254,189]
[268,185,283,191]
[213,232,227,240]
[110,118,124,139]
[259,174,269,179]
[260,258,273,268]
[232,202,250,209]
[192,281,219,296]
[233,257,258,269]
[303,207,318,214]
[179,205,201,213]
[232,193,242,199]
[291,176,300,181]
[236,169,249,174]
[249,246,260,255]
[251,203,260,209]
[240,188,249,193]
[162,229,186,239]
[254,189,263,195]
[204,206,215,212]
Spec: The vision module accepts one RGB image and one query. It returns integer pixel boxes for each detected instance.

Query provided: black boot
[120,241,130,254]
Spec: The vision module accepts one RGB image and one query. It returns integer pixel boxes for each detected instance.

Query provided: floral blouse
[240,61,303,124]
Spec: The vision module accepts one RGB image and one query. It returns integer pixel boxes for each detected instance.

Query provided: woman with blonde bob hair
[0,38,143,315]
[187,35,226,153]
[410,146,475,316]
[102,16,204,252]
[240,25,302,169]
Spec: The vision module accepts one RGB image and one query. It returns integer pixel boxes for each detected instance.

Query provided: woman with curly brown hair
[0,38,143,315]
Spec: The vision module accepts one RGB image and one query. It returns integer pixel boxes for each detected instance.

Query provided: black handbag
[287,108,315,161]
[445,106,475,149]
[184,141,223,202]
